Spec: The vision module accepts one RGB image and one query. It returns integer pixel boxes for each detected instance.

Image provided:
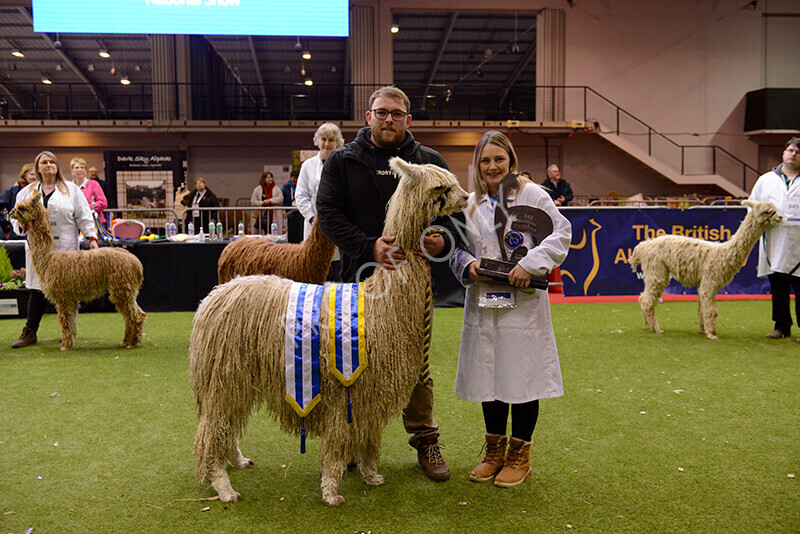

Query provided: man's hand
[508,264,532,287]
[372,235,406,270]
[555,196,565,206]
[416,233,446,258]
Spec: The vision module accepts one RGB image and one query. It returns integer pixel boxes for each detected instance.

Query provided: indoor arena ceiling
[0,5,539,115]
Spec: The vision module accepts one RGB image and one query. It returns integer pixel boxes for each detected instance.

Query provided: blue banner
[559,207,769,297]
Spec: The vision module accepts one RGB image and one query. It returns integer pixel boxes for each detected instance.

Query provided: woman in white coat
[295,122,345,278]
[748,137,800,340]
[450,131,571,488]
[11,151,99,348]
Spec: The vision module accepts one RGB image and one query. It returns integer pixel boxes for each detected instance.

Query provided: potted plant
[0,246,28,318]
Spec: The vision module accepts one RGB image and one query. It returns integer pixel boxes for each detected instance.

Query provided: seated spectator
[1,163,36,219]
[541,164,573,206]
[1,218,21,240]
[250,171,283,233]
[182,177,219,233]
[71,157,108,223]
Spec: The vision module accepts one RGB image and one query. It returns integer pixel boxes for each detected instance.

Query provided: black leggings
[25,289,48,332]
[481,399,540,442]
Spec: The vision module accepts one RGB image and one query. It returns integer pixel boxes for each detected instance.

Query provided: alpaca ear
[740,199,754,209]
[389,157,419,185]
[31,190,42,203]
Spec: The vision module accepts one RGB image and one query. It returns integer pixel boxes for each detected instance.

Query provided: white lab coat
[295,153,339,260]
[749,167,800,277]
[13,181,97,290]
[295,153,324,239]
[449,183,571,403]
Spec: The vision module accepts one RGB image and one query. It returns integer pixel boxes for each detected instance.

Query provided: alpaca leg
[229,441,254,469]
[357,431,385,487]
[698,284,719,340]
[319,431,347,506]
[111,291,146,348]
[639,267,669,334]
[56,301,78,350]
[194,415,242,503]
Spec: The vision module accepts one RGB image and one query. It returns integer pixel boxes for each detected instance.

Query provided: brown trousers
[403,376,439,448]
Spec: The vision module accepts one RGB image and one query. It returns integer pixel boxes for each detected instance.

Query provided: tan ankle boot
[11,326,37,349]
[470,433,508,482]
[494,436,531,488]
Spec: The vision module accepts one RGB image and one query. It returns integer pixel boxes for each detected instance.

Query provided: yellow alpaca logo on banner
[561,218,602,295]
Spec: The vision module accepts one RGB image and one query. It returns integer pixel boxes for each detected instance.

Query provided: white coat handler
[449,131,571,488]
[749,137,800,341]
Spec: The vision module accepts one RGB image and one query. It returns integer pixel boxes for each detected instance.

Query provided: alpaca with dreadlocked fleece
[190,158,467,506]
[10,192,146,350]
[630,199,781,339]
[217,218,335,284]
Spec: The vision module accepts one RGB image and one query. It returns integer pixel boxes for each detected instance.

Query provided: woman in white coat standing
[295,122,345,278]
[11,151,99,348]
[450,131,571,488]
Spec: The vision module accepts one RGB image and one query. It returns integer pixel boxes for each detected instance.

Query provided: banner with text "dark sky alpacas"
[559,207,769,297]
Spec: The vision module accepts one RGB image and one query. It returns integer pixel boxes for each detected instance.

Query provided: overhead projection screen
[32,0,349,36]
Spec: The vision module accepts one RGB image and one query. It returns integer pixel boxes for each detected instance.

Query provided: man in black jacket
[541,164,574,206]
[317,86,454,482]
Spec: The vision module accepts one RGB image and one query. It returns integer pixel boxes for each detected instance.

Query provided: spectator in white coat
[10,151,98,348]
[296,122,345,239]
[749,137,800,341]
[449,131,571,488]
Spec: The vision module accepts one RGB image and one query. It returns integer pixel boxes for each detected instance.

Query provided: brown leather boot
[470,433,508,482]
[416,435,450,482]
[11,326,37,349]
[494,436,531,488]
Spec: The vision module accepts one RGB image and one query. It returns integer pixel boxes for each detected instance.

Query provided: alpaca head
[384,158,468,246]
[9,190,46,233]
[741,199,782,228]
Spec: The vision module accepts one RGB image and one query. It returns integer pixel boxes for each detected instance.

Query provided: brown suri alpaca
[630,199,781,339]
[10,192,146,350]
[217,218,335,284]
[190,158,467,506]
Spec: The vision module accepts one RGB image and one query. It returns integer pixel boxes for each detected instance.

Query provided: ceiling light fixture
[87,63,95,72]
[11,48,24,58]
[304,78,313,86]
[391,23,399,34]
[294,37,302,52]
[120,75,131,85]
[99,49,110,58]
[41,76,52,85]
[302,50,311,60]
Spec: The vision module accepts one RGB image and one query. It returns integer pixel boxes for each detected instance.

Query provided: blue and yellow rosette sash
[328,282,366,423]
[284,282,325,453]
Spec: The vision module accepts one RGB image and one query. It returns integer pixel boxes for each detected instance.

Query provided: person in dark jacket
[541,164,574,206]
[317,85,461,482]
[182,177,219,233]
[1,163,36,220]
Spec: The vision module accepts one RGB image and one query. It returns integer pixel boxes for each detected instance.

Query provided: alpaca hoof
[218,490,242,503]
[707,333,718,340]
[234,457,254,469]
[364,474,386,486]
[60,345,70,351]
[322,494,345,506]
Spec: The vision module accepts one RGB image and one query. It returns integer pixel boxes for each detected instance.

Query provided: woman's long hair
[33,151,69,194]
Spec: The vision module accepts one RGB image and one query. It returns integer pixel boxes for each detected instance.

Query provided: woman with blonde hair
[10,151,98,348]
[0,162,36,217]
[449,131,571,487]
[71,157,108,223]
[296,122,345,239]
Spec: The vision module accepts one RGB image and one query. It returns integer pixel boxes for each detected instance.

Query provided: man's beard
[372,125,403,149]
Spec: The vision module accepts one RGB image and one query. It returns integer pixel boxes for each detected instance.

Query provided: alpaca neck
[26,211,57,271]
[723,211,763,263]
[304,219,336,260]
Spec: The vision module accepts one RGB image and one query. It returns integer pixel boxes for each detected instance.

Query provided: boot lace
[424,441,446,465]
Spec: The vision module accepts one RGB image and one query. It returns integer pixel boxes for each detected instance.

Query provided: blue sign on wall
[32,0,349,36]
[559,207,769,297]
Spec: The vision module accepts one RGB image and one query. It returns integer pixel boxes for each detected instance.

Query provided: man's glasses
[370,108,408,121]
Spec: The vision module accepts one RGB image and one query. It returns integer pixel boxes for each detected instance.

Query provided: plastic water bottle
[237,220,245,237]
[209,220,216,240]
[216,220,223,239]
[165,220,171,238]
[169,221,177,237]
[270,221,278,235]
[198,227,205,242]
[187,221,195,236]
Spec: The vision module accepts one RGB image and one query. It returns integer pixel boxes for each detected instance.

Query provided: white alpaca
[630,200,781,339]
[189,158,468,505]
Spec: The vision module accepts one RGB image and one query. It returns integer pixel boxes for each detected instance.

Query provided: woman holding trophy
[449,131,571,487]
